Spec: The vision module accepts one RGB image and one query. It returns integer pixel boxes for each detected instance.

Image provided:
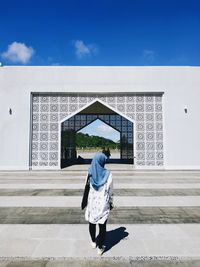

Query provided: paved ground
[0,166,200,266]
[1,257,200,267]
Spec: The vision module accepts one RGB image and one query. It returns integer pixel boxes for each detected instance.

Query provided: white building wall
[0,66,200,170]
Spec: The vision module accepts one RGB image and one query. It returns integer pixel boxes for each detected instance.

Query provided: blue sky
[78,119,120,142]
[0,0,200,66]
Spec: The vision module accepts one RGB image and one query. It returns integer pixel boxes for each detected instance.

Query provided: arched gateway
[61,100,134,168]
[31,93,163,169]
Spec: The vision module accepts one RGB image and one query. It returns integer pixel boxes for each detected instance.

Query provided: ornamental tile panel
[127,104,135,112]
[69,104,78,113]
[50,133,58,141]
[117,104,125,112]
[60,113,68,120]
[33,114,39,122]
[155,103,162,112]
[40,123,49,131]
[50,113,58,122]
[157,161,164,166]
[49,162,58,166]
[136,113,144,121]
[146,123,154,131]
[50,96,58,103]
[33,96,39,103]
[33,123,39,131]
[31,93,164,169]
[146,113,154,121]
[41,96,49,103]
[137,123,145,131]
[156,113,163,121]
[146,132,155,141]
[146,104,154,112]
[136,161,145,166]
[40,113,49,122]
[136,142,145,150]
[117,96,125,103]
[146,96,154,102]
[156,132,163,141]
[33,104,39,112]
[32,133,39,141]
[50,104,59,112]
[39,152,48,161]
[88,96,95,102]
[126,96,135,103]
[50,123,58,131]
[79,96,87,103]
[107,96,116,103]
[146,142,155,150]
[49,152,58,161]
[156,142,163,150]
[32,143,38,151]
[49,142,58,151]
[136,96,144,102]
[60,96,68,103]
[137,132,145,141]
[40,133,48,141]
[155,96,162,102]
[156,152,164,160]
[69,96,78,103]
[126,113,135,120]
[136,104,144,112]
[40,142,48,151]
[146,161,155,166]
[32,152,38,160]
[99,96,107,102]
[156,123,163,131]
[41,104,49,112]
[147,151,155,160]
[39,162,48,166]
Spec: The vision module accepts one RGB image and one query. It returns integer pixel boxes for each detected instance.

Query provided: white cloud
[74,40,98,59]
[143,49,155,63]
[1,42,34,64]
[97,124,116,134]
[96,124,119,142]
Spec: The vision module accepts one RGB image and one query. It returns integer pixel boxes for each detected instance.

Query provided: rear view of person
[85,151,113,255]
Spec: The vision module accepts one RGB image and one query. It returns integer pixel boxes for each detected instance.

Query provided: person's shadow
[103,227,129,253]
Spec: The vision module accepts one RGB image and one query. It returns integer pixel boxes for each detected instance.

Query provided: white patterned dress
[85,173,113,224]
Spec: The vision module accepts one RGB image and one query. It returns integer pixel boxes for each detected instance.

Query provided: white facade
[0,66,200,170]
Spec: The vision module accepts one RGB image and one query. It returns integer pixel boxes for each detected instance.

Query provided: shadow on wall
[103,226,129,253]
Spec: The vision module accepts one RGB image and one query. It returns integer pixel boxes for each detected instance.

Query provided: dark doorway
[61,101,134,168]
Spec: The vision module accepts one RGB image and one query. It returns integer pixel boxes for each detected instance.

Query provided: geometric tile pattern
[31,93,163,169]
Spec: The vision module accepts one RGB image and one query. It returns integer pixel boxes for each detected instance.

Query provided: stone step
[0,178,200,188]
[0,207,200,224]
[0,169,200,178]
[0,173,200,179]
[1,183,200,189]
[0,196,200,207]
[1,188,200,196]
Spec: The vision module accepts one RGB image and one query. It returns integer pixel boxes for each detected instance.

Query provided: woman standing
[85,151,113,256]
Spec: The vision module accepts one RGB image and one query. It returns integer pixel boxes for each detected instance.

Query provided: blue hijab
[88,152,110,191]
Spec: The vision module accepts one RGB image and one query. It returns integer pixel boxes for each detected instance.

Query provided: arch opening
[76,119,120,162]
[61,101,134,168]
